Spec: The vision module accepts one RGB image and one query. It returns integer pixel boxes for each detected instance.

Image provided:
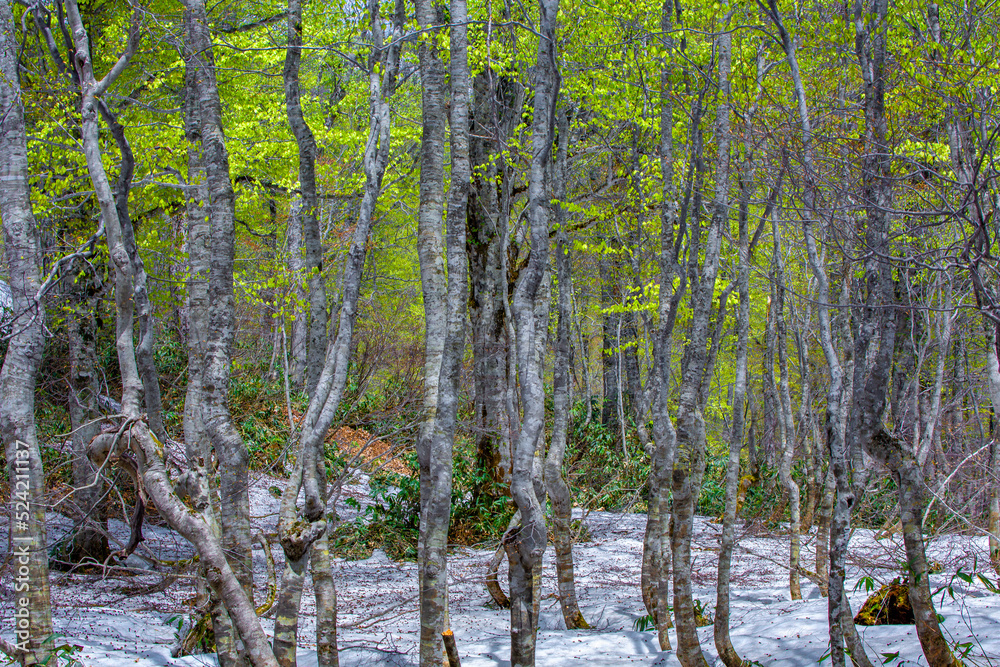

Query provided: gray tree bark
[758,2,872,662]
[274,2,404,663]
[417,0,471,658]
[644,0,683,650]
[714,125,772,665]
[670,19,731,666]
[771,210,802,600]
[1,3,54,660]
[283,0,326,398]
[544,107,588,631]
[182,0,254,620]
[505,1,559,662]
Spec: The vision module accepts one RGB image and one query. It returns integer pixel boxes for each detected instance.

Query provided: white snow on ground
[3,471,998,666]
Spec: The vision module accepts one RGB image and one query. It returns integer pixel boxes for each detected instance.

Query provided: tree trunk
[274,1,404,662]
[645,0,683,648]
[544,108,588,631]
[0,3,54,659]
[867,431,960,666]
[183,0,254,614]
[284,0,326,398]
[289,198,308,388]
[507,0,559,661]
[670,20,730,665]
[987,345,1000,573]
[468,68,522,493]
[415,0,470,659]
[760,1,872,661]
[65,260,110,565]
[771,209,802,600]
[715,111,761,666]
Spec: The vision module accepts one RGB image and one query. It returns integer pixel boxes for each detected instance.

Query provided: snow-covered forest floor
[2,471,998,667]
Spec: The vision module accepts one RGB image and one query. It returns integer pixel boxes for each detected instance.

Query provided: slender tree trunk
[414,0,470,660]
[65,261,110,564]
[289,199,308,389]
[645,0,683,649]
[284,0,326,398]
[867,431,960,666]
[414,0,449,657]
[545,108,588,631]
[0,4,54,659]
[274,2,403,662]
[506,1,559,662]
[714,123,765,666]
[100,104,166,443]
[771,210,802,600]
[760,2,871,662]
[987,345,1000,573]
[311,476,338,667]
[671,20,730,666]
[180,14,238,660]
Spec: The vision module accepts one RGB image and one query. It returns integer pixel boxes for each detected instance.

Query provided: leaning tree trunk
[0,3,54,660]
[866,431,960,667]
[98,103,166,443]
[760,0,872,662]
[544,107,588,631]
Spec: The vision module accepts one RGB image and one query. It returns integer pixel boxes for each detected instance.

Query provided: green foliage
[693,598,713,627]
[229,374,300,471]
[855,475,900,529]
[332,464,422,561]
[566,400,649,511]
[332,439,516,561]
[632,613,656,632]
[449,440,516,545]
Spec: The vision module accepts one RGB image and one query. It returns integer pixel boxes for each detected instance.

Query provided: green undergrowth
[331,441,516,561]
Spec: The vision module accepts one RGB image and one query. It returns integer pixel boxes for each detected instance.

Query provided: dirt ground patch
[329,425,413,477]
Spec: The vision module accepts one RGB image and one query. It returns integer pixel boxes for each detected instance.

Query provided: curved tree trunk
[505,0,559,663]
[644,0,682,650]
[867,431,960,667]
[275,1,404,663]
[0,4,54,660]
[283,0,326,398]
